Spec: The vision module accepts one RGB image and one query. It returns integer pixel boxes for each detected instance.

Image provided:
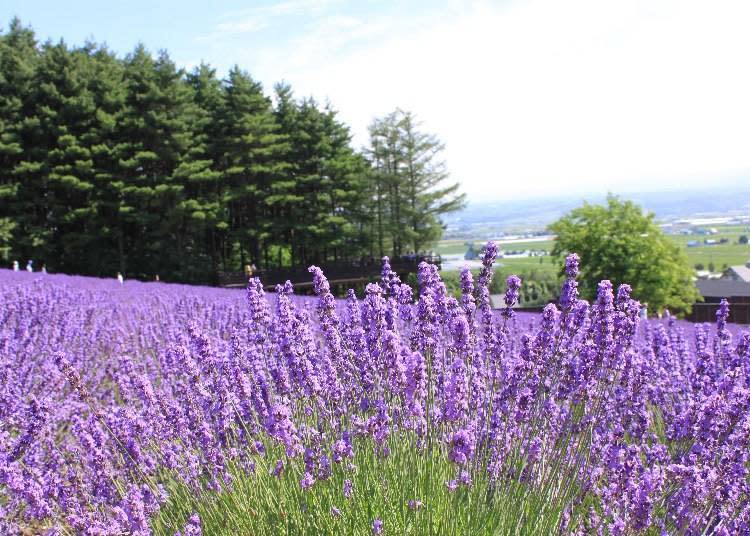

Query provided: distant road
[441,255,485,271]
[496,234,556,244]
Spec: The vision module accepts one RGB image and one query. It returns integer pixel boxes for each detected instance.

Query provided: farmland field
[2,249,750,534]
[438,225,750,272]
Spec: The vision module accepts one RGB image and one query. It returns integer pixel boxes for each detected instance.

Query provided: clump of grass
[152,435,569,535]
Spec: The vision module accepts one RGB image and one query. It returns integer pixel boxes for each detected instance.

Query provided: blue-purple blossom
[343,479,354,499]
[503,275,522,318]
[0,246,746,535]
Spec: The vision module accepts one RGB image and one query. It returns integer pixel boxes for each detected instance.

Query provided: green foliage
[0,19,465,281]
[152,436,567,536]
[0,217,15,261]
[439,265,560,307]
[550,195,700,315]
[499,267,559,306]
[367,109,466,258]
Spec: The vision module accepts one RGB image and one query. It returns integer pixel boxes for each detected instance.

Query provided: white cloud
[199,0,341,40]
[214,17,270,35]
[203,0,750,201]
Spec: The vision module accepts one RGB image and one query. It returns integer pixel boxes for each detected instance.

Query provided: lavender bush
[1,245,749,535]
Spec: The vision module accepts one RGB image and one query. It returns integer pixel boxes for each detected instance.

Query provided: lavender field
[1,246,749,535]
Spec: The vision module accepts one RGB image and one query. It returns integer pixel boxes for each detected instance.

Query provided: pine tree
[30,40,101,274]
[177,63,225,279]
[218,67,289,269]
[273,87,370,266]
[85,44,127,276]
[113,46,193,278]
[367,109,465,256]
[0,19,464,283]
[398,111,465,254]
[0,19,41,264]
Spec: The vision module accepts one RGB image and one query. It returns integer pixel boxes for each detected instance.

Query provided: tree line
[0,19,464,283]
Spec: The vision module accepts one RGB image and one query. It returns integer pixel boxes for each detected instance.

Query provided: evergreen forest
[0,19,465,283]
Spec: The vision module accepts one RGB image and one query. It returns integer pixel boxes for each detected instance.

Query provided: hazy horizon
[458,182,750,206]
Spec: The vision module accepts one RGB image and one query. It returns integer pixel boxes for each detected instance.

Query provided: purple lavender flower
[300,472,315,490]
[343,479,354,499]
[448,428,476,465]
[308,265,331,295]
[444,358,469,422]
[372,518,384,534]
[559,253,580,312]
[2,246,746,535]
[503,275,522,318]
[271,459,284,478]
[175,513,201,536]
[332,436,354,463]
[479,241,499,287]
[451,315,470,350]
[565,252,580,278]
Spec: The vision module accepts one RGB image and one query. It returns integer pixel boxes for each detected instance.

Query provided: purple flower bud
[271,459,284,478]
[343,479,353,499]
[176,513,201,536]
[503,274,522,317]
[408,499,423,511]
[565,253,580,278]
[308,265,330,295]
[448,428,475,465]
[478,241,498,289]
[300,472,315,490]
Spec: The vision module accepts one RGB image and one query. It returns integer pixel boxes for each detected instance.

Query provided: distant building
[692,279,750,324]
[723,261,750,283]
[696,279,750,303]
[696,270,722,280]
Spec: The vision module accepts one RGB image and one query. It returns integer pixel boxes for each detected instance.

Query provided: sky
[4,0,750,202]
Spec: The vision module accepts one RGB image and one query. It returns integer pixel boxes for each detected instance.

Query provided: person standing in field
[117,272,124,285]
[41,264,47,274]
[12,260,19,271]
[26,260,33,272]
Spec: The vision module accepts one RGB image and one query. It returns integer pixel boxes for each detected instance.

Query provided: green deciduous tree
[550,195,700,316]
